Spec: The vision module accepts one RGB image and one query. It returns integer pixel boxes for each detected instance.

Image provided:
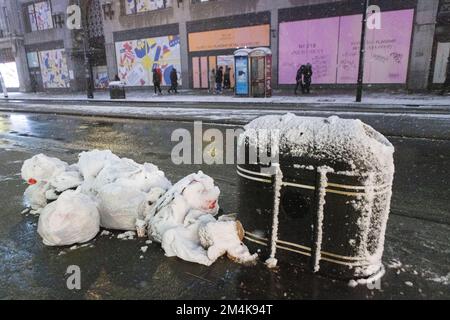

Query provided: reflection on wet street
[0,112,448,299]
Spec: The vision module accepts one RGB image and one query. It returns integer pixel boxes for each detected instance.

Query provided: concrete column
[407,0,440,91]
[14,40,31,92]
[179,21,189,89]
[270,8,279,89]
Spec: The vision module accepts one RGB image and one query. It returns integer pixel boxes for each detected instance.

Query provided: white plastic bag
[21,154,67,185]
[77,149,120,181]
[97,182,148,231]
[37,190,100,246]
[147,171,220,243]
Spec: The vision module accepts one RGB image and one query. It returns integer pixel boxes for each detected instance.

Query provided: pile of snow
[20,151,257,267]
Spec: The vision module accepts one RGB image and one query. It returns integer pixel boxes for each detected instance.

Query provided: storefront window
[27,1,53,32]
[125,0,172,15]
[192,0,217,3]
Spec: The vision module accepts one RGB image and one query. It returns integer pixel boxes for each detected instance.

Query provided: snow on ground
[4,90,450,106]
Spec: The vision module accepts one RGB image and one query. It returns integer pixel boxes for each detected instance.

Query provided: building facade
[0,0,446,93]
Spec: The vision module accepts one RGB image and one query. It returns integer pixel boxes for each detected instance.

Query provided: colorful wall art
[28,1,53,31]
[125,0,172,15]
[38,49,70,88]
[115,34,182,86]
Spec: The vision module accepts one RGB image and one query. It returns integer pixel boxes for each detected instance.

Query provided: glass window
[27,1,53,32]
[125,0,172,15]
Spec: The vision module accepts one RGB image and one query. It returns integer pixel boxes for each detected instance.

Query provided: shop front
[278,0,416,88]
[430,0,450,89]
[113,24,182,87]
[25,41,71,91]
[187,12,271,90]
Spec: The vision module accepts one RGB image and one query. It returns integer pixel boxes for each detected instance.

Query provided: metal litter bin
[109,81,126,99]
[237,114,395,281]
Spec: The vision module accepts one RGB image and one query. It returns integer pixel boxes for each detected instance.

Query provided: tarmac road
[0,112,448,299]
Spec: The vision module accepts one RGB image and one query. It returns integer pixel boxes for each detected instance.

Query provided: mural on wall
[39,49,70,88]
[125,0,172,14]
[28,1,53,31]
[93,66,109,88]
[115,35,181,86]
[279,9,414,85]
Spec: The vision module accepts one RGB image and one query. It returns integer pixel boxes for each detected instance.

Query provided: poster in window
[115,34,182,86]
[235,56,249,95]
[27,52,40,68]
[39,48,70,88]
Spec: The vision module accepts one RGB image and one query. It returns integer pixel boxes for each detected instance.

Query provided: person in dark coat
[302,63,313,94]
[215,66,224,94]
[223,66,231,89]
[152,67,162,95]
[114,74,120,82]
[440,54,450,96]
[294,65,304,95]
[168,68,178,94]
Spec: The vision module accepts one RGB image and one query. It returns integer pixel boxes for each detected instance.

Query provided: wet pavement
[0,112,449,299]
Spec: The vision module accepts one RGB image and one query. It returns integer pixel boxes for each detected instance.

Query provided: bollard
[237,113,395,281]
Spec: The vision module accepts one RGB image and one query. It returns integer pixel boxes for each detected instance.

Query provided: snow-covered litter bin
[109,81,126,99]
[237,114,395,281]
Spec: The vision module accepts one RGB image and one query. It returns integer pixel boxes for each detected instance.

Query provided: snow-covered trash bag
[97,183,167,232]
[21,153,68,185]
[94,158,171,232]
[37,190,100,246]
[77,149,120,181]
[21,154,69,210]
[147,171,257,266]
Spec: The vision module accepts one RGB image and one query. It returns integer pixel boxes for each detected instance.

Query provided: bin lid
[109,81,125,87]
[239,113,394,174]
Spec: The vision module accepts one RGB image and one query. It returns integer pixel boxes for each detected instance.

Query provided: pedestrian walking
[294,65,304,95]
[215,66,224,94]
[114,74,120,82]
[209,69,216,93]
[302,63,313,94]
[223,66,231,89]
[440,54,450,96]
[153,66,162,95]
[168,68,178,94]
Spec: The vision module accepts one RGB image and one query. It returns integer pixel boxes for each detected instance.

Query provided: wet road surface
[0,112,449,299]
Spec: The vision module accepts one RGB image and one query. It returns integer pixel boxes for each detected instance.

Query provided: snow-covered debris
[117,231,136,240]
[140,246,148,253]
[146,171,256,266]
[20,151,256,268]
[199,220,257,265]
[37,190,100,246]
[100,230,111,236]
